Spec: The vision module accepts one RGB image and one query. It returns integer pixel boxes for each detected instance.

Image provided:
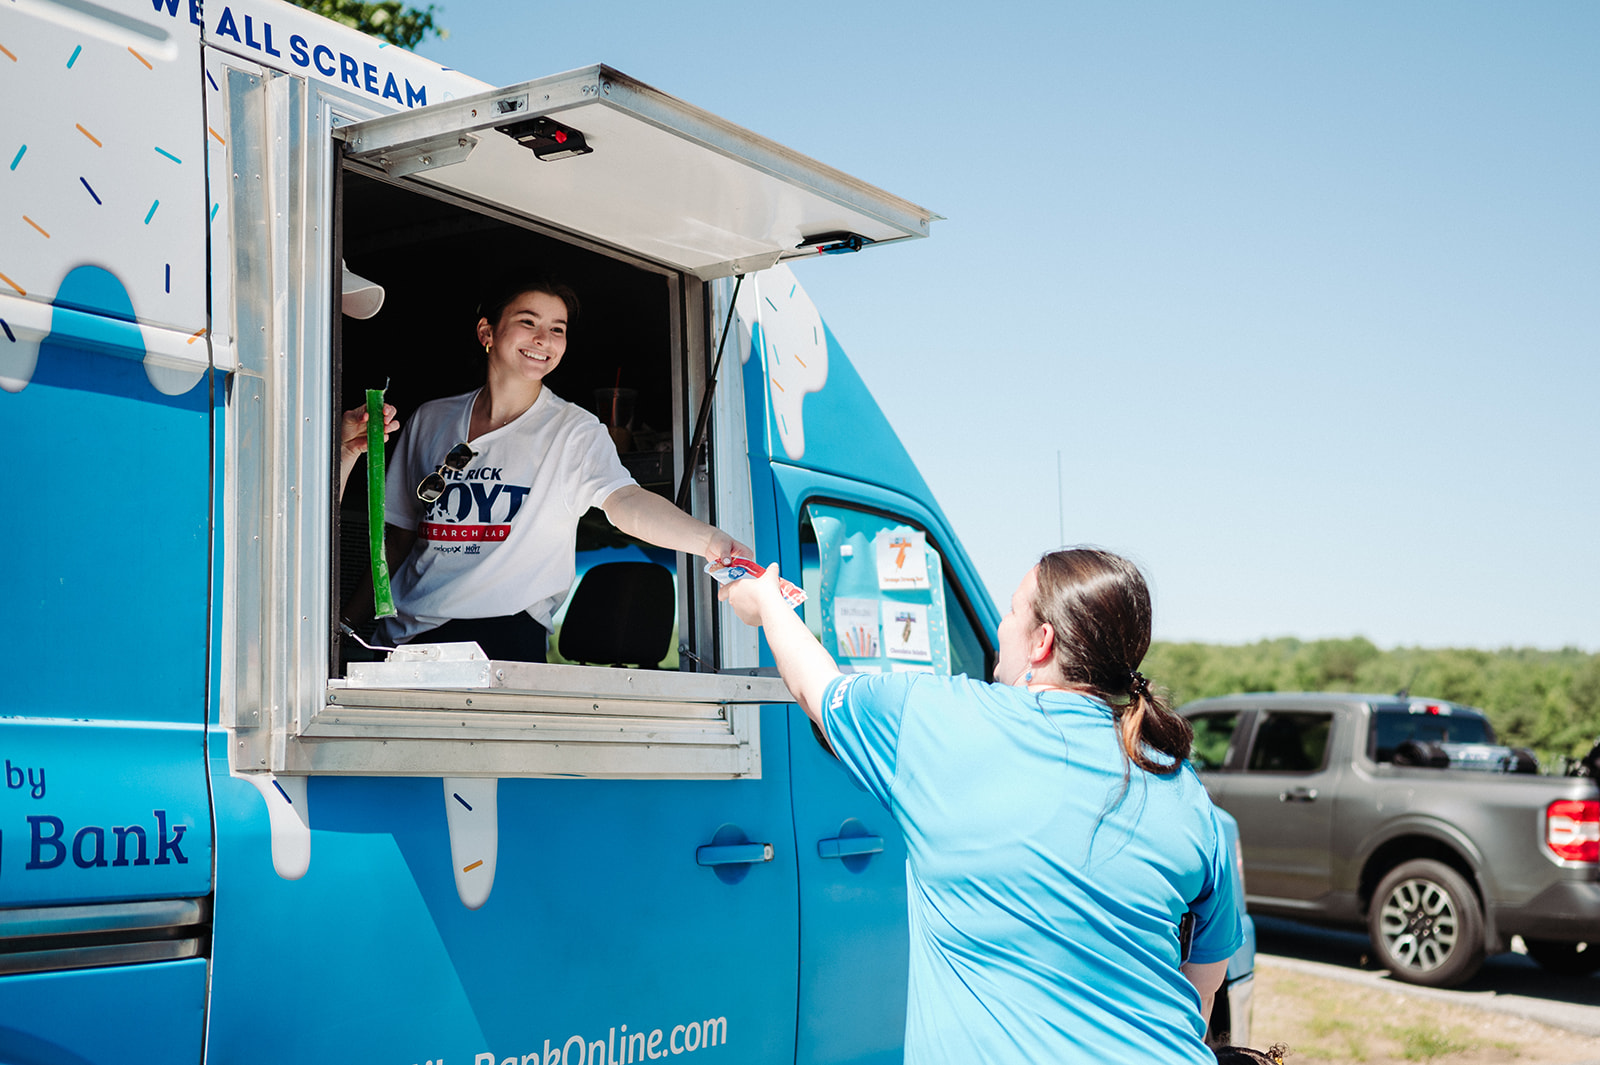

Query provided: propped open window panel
[336,64,938,280]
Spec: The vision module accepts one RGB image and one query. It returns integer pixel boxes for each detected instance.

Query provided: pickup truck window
[1246,712,1333,774]
[1189,712,1240,771]
[1370,707,1493,763]
[798,503,988,679]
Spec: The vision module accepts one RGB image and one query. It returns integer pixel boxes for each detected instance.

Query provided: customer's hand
[718,564,782,627]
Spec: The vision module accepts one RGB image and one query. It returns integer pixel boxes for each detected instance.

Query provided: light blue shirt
[820,672,1243,1065]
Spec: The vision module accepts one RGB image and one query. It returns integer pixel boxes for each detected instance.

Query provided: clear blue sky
[420,2,1599,651]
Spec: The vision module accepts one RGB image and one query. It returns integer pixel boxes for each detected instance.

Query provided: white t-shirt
[376,387,635,641]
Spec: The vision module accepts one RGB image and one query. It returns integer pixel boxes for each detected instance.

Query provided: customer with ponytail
[721,547,1243,1064]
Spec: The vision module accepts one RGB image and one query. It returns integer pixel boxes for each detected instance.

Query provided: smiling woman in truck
[366,276,749,662]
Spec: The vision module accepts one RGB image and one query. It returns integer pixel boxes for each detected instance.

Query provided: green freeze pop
[366,388,396,618]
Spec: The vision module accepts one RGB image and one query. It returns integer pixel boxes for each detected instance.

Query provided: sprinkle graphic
[794,354,808,368]
[208,126,226,145]
[154,146,181,164]
[272,779,293,804]
[209,203,219,222]
[0,44,15,63]
[128,47,151,69]
[79,176,101,204]
[23,216,50,238]
[8,145,23,170]
[165,263,170,293]
[144,200,159,224]
[462,860,483,872]
[76,123,101,146]
[764,296,778,311]
[0,272,25,296]
[0,319,14,343]
[205,69,219,92]
[186,329,205,344]
[453,792,473,810]
[772,378,785,392]
[67,44,80,68]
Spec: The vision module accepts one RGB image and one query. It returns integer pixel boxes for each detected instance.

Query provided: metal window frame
[217,61,781,783]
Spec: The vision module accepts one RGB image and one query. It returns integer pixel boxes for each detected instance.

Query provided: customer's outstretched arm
[721,565,839,725]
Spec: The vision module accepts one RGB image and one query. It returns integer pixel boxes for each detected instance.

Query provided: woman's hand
[718,564,783,627]
[705,527,755,565]
[341,403,399,463]
[338,403,400,500]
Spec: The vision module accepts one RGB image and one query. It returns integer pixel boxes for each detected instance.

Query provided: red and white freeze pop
[705,557,807,608]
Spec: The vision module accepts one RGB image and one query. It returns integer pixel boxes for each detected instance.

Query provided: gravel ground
[1249,959,1600,1065]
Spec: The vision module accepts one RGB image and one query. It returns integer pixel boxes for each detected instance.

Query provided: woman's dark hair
[1030,548,1192,773]
[476,277,581,329]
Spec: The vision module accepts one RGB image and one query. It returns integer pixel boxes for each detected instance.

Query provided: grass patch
[1289,978,1369,1061]
[1303,1016,1368,1061]
[1381,1024,1476,1061]
[1248,959,1600,1064]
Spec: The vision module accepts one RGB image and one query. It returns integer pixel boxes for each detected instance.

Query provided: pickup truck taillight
[1546,799,1600,863]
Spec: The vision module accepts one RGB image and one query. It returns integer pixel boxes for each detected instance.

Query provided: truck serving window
[334,167,684,672]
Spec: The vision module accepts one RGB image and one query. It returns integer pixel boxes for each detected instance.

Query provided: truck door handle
[817,834,885,859]
[696,842,774,866]
[1279,787,1318,803]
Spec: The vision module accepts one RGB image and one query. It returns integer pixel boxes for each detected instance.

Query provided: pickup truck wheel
[1524,939,1600,977]
[1368,859,1485,988]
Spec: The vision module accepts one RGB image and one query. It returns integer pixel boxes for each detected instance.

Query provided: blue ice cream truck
[0,0,1253,1059]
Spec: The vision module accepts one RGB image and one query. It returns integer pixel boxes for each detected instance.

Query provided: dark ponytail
[1030,548,1192,773]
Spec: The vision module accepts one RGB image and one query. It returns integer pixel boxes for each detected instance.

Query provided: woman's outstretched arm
[602,484,752,562]
[720,565,840,725]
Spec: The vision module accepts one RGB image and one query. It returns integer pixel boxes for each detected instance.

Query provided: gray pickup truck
[1180,692,1600,988]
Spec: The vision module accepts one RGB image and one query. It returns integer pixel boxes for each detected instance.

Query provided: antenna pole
[1057,450,1064,546]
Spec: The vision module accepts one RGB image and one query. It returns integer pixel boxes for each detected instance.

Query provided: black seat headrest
[558,561,676,667]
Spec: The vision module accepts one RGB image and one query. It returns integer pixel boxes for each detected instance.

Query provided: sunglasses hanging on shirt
[417,441,478,503]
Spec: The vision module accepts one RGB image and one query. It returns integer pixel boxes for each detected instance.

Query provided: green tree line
[1145,637,1600,767]
[283,0,444,48]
